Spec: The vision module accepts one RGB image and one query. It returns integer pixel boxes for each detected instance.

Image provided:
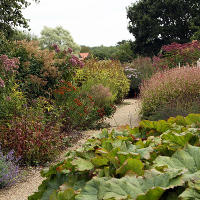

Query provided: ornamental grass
[140,66,200,120]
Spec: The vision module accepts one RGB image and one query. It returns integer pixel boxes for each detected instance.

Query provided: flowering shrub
[153,40,200,69]
[0,55,26,120]
[140,66,200,120]
[54,81,116,131]
[0,147,20,188]
[124,57,156,97]
[74,59,130,103]
[12,41,83,99]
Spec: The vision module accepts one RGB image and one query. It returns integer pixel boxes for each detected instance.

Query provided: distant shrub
[74,59,130,103]
[140,66,200,120]
[0,147,20,188]
[153,41,200,69]
[125,57,156,96]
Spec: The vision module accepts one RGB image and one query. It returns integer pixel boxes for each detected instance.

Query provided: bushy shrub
[153,41,200,69]
[12,41,83,99]
[140,66,200,120]
[0,147,20,188]
[0,55,26,120]
[0,101,63,165]
[74,59,130,103]
[54,81,116,131]
[124,57,156,97]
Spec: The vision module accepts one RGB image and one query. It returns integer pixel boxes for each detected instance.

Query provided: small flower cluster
[69,55,84,68]
[52,44,60,53]
[0,55,19,72]
[0,77,5,88]
[0,147,20,188]
[54,81,76,95]
[124,66,141,79]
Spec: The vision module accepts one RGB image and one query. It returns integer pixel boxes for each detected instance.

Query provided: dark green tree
[127,0,200,56]
[0,0,39,38]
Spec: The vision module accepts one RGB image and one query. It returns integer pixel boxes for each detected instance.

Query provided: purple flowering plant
[0,147,20,188]
[52,44,84,82]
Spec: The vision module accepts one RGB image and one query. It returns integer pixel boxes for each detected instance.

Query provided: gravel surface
[0,98,140,200]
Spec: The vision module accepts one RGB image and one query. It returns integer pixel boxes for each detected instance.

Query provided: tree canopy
[39,26,81,54]
[127,0,200,56]
[0,0,39,38]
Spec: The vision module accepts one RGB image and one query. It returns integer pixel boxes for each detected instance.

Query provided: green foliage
[0,32,15,56]
[127,0,200,56]
[29,114,200,200]
[39,26,80,54]
[74,59,130,103]
[11,30,38,41]
[140,66,200,120]
[0,0,39,38]
[89,41,135,63]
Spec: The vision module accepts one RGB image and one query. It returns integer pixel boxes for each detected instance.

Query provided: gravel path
[0,98,141,200]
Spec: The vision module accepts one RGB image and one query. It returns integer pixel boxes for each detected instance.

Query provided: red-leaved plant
[0,112,63,165]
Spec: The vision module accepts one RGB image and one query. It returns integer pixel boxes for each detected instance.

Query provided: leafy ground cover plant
[0,147,20,188]
[140,66,200,120]
[74,58,130,103]
[29,114,200,200]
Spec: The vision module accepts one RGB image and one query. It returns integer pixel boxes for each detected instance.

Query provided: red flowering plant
[54,81,116,131]
[153,41,200,69]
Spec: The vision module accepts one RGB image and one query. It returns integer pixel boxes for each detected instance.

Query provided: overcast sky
[22,0,136,47]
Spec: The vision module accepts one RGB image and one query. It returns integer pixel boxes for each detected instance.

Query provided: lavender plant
[0,147,20,188]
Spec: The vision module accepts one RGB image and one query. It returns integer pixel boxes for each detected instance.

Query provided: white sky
[22,0,135,47]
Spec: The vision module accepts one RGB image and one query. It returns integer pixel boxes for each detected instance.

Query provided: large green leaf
[71,158,94,171]
[76,169,184,200]
[154,144,200,174]
[179,180,200,200]
[116,158,144,176]
[154,145,200,199]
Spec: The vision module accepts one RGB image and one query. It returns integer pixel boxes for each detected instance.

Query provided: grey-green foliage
[39,26,81,54]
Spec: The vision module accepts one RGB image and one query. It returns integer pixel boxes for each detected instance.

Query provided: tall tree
[0,0,39,38]
[39,26,81,54]
[127,0,200,56]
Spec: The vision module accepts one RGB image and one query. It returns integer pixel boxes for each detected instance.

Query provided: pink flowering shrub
[140,66,200,120]
[12,41,84,99]
[153,41,200,69]
[0,55,26,120]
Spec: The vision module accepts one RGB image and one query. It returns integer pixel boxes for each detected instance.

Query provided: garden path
[0,98,141,200]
